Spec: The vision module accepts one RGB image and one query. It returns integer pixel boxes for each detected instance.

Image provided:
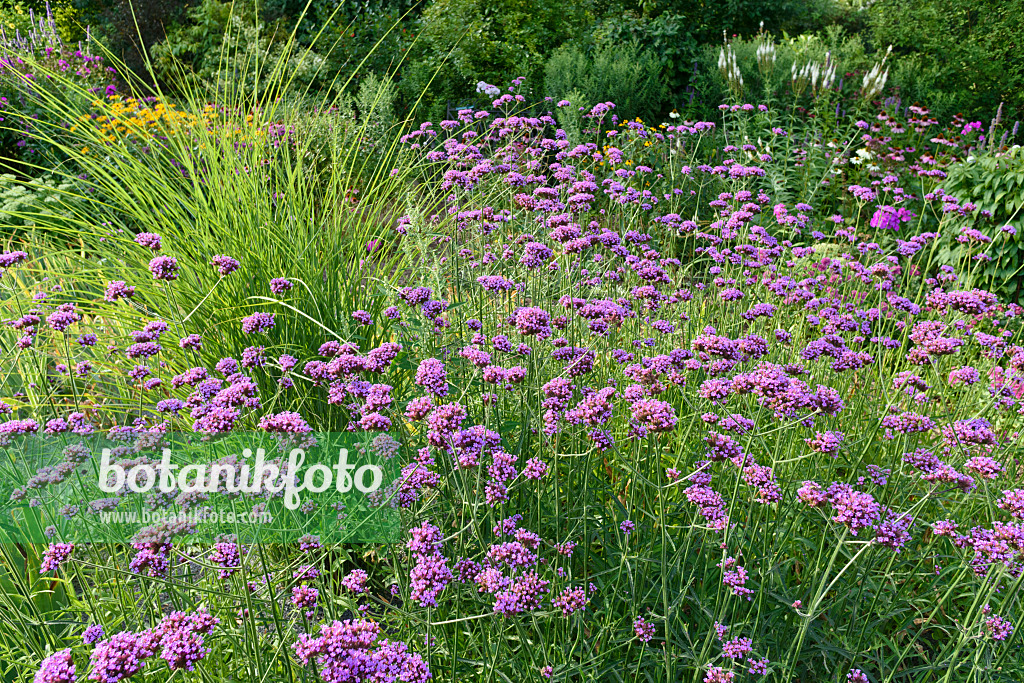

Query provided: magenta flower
[292,620,430,683]
[270,277,293,294]
[104,280,135,301]
[210,254,240,276]
[415,358,449,397]
[178,334,202,350]
[34,649,75,683]
[997,489,1024,519]
[83,624,105,645]
[0,250,29,268]
[241,312,275,334]
[631,399,677,432]
[134,233,162,250]
[209,542,246,578]
[291,585,319,609]
[341,569,369,593]
[633,616,655,642]
[40,543,74,573]
[148,255,179,280]
[259,411,312,434]
[984,611,1014,640]
[704,667,735,682]
[513,307,551,336]
[88,631,157,682]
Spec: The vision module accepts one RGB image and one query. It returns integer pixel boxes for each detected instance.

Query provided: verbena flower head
[88,631,157,682]
[241,312,275,334]
[34,649,75,683]
[270,277,293,294]
[40,542,73,572]
[134,233,162,250]
[634,616,655,642]
[210,254,240,276]
[148,256,179,281]
[82,624,106,645]
[415,358,448,397]
[104,280,135,301]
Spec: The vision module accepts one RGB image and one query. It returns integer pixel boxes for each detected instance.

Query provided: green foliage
[398,0,593,120]
[544,41,667,123]
[150,0,334,98]
[0,538,73,674]
[686,26,875,120]
[939,145,1024,299]
[5,82,1024,681]
[151,0,418,105]
[147,0,234,85]
[646,0,833,40]
[0,43,416,430]
[0,12,118,170]
[0,174,88,231]
[49,0,1024,131]
[590,10,698,94]
[591,0,843,97]
[7,16,1024,679]
[352,71,399,133]
[0,0,83,42]
[69,0,189,77]
[312,4,415,96]
[871,0,1024,123]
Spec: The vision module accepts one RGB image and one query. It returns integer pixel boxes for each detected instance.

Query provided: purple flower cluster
[293,619,430,683]
[148,256,179,281]
[86,610,218,681]
[34,649,75,683]
[241,312,275,334]
[40,542,74,572]
[407,522,452,607]
[210,254,240,276]
[7,84,1024,683]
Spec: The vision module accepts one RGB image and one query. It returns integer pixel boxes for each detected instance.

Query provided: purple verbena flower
[148,256,179,281]
[34,649,75,683]
[210,254,240,276]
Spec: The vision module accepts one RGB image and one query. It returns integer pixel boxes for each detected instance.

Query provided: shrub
[312,3,416,97]
[150,0,333,100]
[939,143,1024,299]
[870,0,1024,123]
[0,6,118,168]
[544,41,667,123]
[398,0,591,120]
[590,9,698,94]
[71,0,189,78]
[590,0,845,98]
[0,172,89,231]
